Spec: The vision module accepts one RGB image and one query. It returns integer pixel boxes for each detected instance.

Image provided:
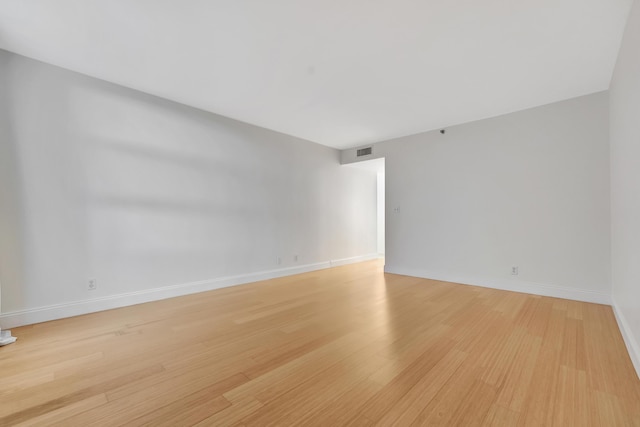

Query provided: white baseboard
[383,266,640,379]
[329,253,381,267]
[0,254,379,329]
[383,265,611,305]
[612,300,640,380]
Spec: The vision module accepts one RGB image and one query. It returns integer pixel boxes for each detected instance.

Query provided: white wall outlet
[276,257,282,265]
[393,206,400,213]
[88,278,97,290]
[293,255,298,262]
[511,266,519,275]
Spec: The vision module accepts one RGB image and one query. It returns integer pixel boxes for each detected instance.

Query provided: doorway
[344,157,385,257]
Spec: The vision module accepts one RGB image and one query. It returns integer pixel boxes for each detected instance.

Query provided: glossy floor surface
[1,260,639,426]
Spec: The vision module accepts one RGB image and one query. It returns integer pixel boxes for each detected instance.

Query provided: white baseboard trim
[383,265,611,305]
[0,254,379,329]
[612,300,640,380]
[329,253,380,267]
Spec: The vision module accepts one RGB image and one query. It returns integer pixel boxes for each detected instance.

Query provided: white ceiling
[0,0,633,149]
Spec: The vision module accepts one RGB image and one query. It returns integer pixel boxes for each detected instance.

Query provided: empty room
[1,0,639,425]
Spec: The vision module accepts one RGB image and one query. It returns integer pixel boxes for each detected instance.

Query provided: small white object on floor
[0,329,17,346]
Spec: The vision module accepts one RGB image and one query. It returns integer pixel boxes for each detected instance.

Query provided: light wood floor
[1,260,639,426]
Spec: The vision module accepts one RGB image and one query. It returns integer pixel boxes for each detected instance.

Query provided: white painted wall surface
[377,171,385,255]
[0,51,377,323]
[610,0,640,377]
[342,93,611,303]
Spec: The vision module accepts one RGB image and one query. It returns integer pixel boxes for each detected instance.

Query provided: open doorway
[377,164,385,257]
[344,157,385,258]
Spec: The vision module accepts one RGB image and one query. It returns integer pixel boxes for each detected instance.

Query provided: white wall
[610,0,640,376]
[0,50,377,326]
[342,92,611,303]
[377,171,385,255]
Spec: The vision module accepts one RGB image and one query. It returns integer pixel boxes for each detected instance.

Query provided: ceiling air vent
[357,147,373,157]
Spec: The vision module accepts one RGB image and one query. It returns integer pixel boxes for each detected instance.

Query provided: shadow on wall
[0,53,27,313]
[2,73,285,310]
[0,55,376,314]
[67,82,310,292]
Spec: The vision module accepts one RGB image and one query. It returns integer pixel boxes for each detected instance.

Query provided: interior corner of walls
[381,265,612,306]
[339,148,352,165]
[612,299,640,380]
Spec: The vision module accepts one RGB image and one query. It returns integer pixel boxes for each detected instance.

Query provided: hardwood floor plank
[292,379,384,427]
[0,364,163,425]
[127,391,231,427]
[193,396,263,427]
[373,349,469,425]
[350,337,459,423]
[64,373,252,427]
[481,404,521,427]
[13,394,109,427]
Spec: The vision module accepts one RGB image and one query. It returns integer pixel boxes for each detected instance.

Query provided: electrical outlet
[293,255,298,262]
[88,278,97,290]
[276,257,282,265]
[511,266,519,276]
